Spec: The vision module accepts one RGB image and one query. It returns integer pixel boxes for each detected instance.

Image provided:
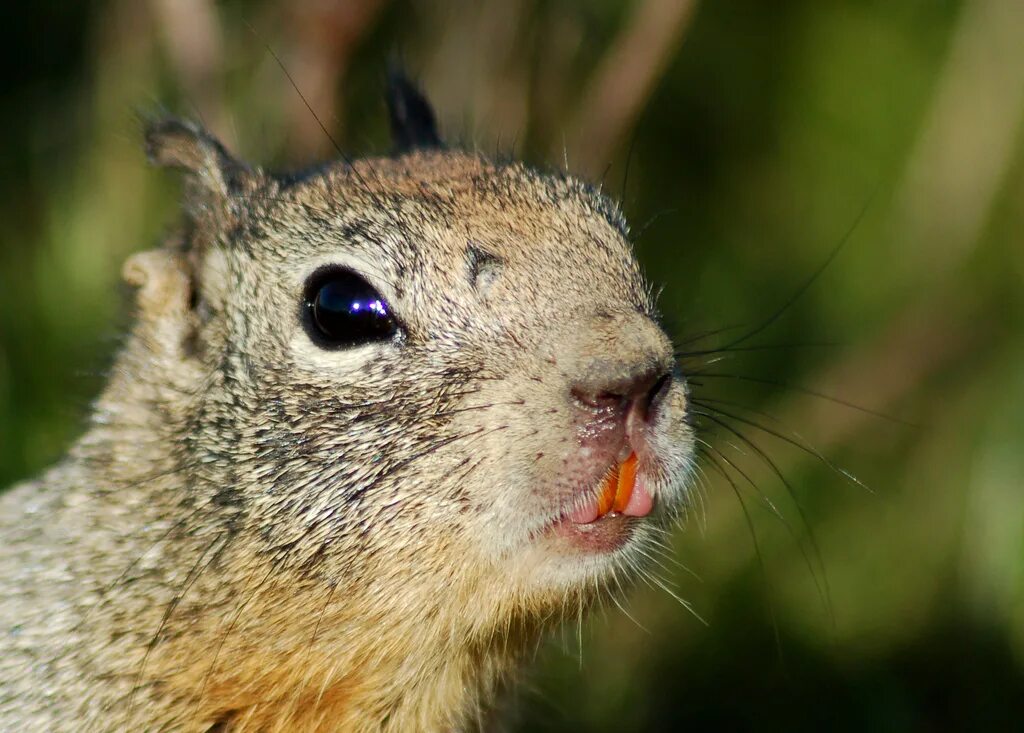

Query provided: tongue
[567,453,653,524]
[621,478,653,517]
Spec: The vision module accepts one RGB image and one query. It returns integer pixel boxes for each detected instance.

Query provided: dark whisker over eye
[302,266,399,348]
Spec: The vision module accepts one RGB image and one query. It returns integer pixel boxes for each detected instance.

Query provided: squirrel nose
[571,366,673,423]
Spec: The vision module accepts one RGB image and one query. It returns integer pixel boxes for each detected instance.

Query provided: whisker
[715,194,873,351]
[698,450,784,660]
[689,371,915,427]
[186,560,280,729]
[607,570,650,634]
[430,399,525,417]
[692,398,872,493]
[673,323,746,349]
[634,564,708,627]
[73,461,206,630]
[125,531,232,727]
[694,424,834,626]
[643,534,702,582]
[248,23,424,276]
[676,341,839,359]
[347,424,507,503]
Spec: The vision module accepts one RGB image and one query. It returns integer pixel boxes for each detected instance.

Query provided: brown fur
[0,117,694,731]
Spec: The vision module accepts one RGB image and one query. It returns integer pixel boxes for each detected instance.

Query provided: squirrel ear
[386,69,442,152]
[144,118,247,198]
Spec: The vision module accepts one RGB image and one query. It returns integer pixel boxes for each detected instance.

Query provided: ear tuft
[144,118,245,197]
[386,68,442,153]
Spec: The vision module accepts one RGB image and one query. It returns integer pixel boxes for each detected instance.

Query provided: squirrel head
[124,75,695,647]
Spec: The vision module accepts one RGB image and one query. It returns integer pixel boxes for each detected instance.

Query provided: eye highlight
[302,267,399,348]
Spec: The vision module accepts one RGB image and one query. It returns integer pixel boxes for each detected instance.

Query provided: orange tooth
[612,452,638,513]
[597,465,619,516]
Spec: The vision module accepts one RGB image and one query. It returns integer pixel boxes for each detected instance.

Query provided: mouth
[565,452,653,523]
[546,452,655,553]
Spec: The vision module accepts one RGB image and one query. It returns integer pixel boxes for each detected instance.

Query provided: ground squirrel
[0,75,695,731]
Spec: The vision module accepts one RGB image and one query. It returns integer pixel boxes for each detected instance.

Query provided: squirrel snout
[571,367,672,426]
[562,312,677,446]
[556,315,679,523]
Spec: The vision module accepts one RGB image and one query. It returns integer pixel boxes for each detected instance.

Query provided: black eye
[303,267,398,348]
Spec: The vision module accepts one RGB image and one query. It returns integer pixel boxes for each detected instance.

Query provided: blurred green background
[1,0,1022,729]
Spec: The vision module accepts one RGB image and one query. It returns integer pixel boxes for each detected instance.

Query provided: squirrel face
[143,112,693,604]
[131,79,694,689]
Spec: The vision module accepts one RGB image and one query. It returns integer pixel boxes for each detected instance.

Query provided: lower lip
[547,511,642,554]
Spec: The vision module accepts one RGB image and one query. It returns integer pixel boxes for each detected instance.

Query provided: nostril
[571,387,628,412]
[640,371,673,421]
[571,367,673,418]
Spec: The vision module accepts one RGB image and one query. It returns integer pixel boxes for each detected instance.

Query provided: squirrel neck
[45,328,529,731]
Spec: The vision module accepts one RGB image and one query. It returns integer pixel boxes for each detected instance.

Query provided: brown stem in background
[282,0,389,159]
[775,298,979,453]
[896,0,1024,273]
[151,0,230,144]
[566,0,699,178]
